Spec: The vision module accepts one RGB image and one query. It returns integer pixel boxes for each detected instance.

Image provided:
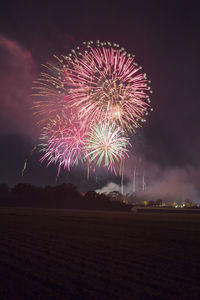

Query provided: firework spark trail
[21,159,27,176]
[32,40,152,174]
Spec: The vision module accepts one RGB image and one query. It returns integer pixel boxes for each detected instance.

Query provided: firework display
[32,40,152,174]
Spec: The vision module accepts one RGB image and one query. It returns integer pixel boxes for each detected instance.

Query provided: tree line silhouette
[0,183,132,211]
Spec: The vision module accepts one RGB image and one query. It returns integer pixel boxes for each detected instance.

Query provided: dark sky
[0,1,200,196]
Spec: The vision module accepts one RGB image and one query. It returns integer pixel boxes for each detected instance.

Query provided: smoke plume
[96,163,200,204]
[0,35,37,138]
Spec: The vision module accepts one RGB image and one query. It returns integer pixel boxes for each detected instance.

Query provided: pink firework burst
[39,118,87,175]
[63,41,152,132]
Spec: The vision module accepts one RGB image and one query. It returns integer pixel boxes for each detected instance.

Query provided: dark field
[0,208,200,299]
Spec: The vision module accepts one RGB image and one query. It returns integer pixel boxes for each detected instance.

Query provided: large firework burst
[32,40,152,131]
[65,41,152,132]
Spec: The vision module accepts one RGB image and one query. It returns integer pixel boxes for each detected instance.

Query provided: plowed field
[0,208,200,299]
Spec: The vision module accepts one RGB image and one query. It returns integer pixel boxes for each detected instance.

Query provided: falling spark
[21,159,27,176]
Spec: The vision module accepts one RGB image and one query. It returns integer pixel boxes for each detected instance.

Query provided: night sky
[0,1,200,199]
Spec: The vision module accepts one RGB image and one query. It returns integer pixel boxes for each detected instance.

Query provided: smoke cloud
[96,182,121,194]
[143,165,199,203]
[96,163,200,204]
[0,35,37,138]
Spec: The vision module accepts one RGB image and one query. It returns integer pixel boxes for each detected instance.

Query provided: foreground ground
[0,208,200,299]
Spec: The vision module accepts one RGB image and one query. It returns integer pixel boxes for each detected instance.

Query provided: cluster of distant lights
[32,40,153,174]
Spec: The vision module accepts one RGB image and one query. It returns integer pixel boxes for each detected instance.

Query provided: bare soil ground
[0,207,200,299]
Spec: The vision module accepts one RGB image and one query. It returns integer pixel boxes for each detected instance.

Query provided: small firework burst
[39,118,87,174]
[84,123,130,174]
